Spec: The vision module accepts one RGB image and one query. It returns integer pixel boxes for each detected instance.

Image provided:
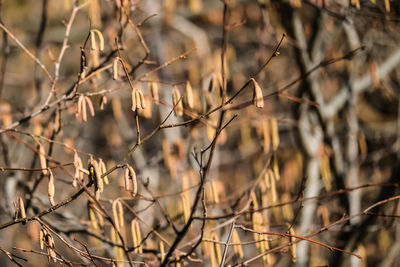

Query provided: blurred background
[0,0,400,266]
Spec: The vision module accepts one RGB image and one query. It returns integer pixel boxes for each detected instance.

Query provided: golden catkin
[251,78,264,108]
[73,152,83,187]
[211,180,220,204]
[262,119,271,153]
[98,159,109,184]
[89,159,102,200]
[252,212,263,247]
[124,164,137,196]
[150,82,159,102]
[131,219,143,253]
[231,229,244,258]
[210,233,221,267]
[270,117,280,151]
[319,151,332,191]
[132,89,146,112]
[385,0,391,12]
[185,81,194,109]
[159,241,165,262]
[281,193,294,221]
[39,229,44,250]
[77,95,88,122]
[172,86,183,116]
[84,96,95,118]
[38,142,47,175]
[270,170,277,203]
[290,0,302,7]
[138,90,146,109]
[18,197,26,219]
[272,153,280,181]
[317,205,330,226]
[180,194,190,223]
[90,29,104,51]
[112,200,120,231]
[113,57,120,80]
[189,0,202,13]
[89,207,99,230]
[288,226,297,262]
[117,200,124,228]
[135,90,141,110]
[48,169,55,206]
[250,191,259,210]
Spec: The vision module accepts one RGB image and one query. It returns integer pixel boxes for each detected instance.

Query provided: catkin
[172,86,183,116]
[150,82,159,102]
[132,89,146,112]
[288,226,297,262]
[159,241,165,262]
[48,169,55,206]
[112,200,120,231]
[90,29,104,51]
[89,159,102,200]
[189,0,202,13]
[319,151,332,191]
[89,206,99,230]
[117,200,124,228]
[78,95,87,122]
[138,90,146,109]
[39,229,44,250]
[18,197,26,219]
[270,117,280,151]
[250,191,259,210]
[251,78,264,108]
[185,81,194,109]
[211,180,219,204]
[270,169,277,203]
[84,96,95,117]
[211,233,222,267]
[180,194,190,223]
[384,0,390,12]
[38,142,47,175]
[124,164,137,196]
[272,153,280,181]
[262,119,270,153]
[232,229,244,258]
[131,219,142,253]
[99,159,109,185]
[281,193,294,221]
[113,57,120,80]
[135,90,142,110]
[73,152,82,187]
